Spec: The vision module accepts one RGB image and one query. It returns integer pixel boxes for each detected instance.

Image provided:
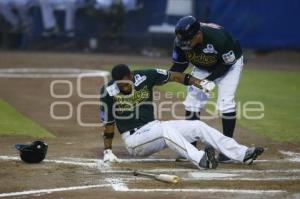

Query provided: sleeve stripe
[172,60,189,64]
[162,71,171,83]
[102,120,115,124]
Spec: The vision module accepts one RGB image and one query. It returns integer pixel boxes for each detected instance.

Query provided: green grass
[159,68,300,142]
[105,65,300,142]
[0,98,54,138]
[237,69,300,142]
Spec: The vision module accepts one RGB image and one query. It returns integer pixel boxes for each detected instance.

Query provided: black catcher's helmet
[175,16,201,50]
[15,141,48,163]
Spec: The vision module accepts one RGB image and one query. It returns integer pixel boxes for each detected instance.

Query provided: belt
[129,126,141,135]
[122,126,141,139]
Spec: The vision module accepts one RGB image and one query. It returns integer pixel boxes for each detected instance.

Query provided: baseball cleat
[217,153,237,164]
[199,145,218,169]
[243,147,264,165]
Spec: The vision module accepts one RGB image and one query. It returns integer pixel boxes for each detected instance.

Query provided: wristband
[183,74,192,85]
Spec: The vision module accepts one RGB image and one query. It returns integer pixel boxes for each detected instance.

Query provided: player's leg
[160,120,217,169]
[0,0,20,31]
[13,0,32,30]
[39,0,58,36]
[165,120,249,162]
[183,66,210,147]
[122,120,217,169]
[216,56,244,162]
[122,121,167,157]
[63,0,77,37]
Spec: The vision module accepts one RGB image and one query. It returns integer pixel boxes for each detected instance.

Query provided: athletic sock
[185,110,201,120]
[221,112,236,138]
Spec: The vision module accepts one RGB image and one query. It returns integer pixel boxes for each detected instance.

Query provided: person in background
[0,0,36,32]
[94,0,138,12]
[39,0,86,37]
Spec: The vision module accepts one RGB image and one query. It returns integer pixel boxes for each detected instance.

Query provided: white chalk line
[64,157,181,163]
[0,184,110,198]
[106,178,286,194]
[280,151,300,157]
[181,177,300,181]
[1,156,300,175]
[0,184,286,197]
[125,188,286,194]
[0,155,293,197]
[106,178,129,191]
[57,156,300,164]
[1,155,299,183]
[279,150,300,163]
[100,168,300,175]
[0,68,110,78]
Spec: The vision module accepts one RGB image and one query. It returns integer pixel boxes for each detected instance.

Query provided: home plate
[187,172,239,179]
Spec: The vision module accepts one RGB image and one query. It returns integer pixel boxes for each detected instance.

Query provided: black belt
[128,126,141,135]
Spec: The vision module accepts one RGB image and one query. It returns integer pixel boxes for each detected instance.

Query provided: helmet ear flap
[15,140,48,163]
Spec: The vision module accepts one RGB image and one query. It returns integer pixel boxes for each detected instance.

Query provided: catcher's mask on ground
[15,140,48,163]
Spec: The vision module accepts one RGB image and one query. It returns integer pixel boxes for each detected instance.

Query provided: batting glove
[103,149,120,163]
[200,80,215,95]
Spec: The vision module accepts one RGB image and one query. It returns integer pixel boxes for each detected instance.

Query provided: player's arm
[151,69,215,93]
[100,86,119,163]
[102,123,119,163]
[101,121,120,163]
[169,45,189,73]
[103,122,115,150]
[169,62,189,73]
[168,71,215,93]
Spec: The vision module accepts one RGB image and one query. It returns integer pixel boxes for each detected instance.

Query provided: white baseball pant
[0,0,34,28]
[184,56,244,113]
[121,120,248,169]
[39,0,81,31]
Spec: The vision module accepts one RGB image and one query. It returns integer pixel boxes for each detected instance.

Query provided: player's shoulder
[135,68,168,76]
[100,80,119,97]
[201,23,231,44]
[201,22,225,34]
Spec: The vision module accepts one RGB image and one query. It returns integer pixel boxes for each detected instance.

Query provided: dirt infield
[0,51,299,199]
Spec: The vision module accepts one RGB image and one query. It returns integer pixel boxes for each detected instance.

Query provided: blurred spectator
[94,0,138,12]
[0,0,36,32]
[39,0,86,37]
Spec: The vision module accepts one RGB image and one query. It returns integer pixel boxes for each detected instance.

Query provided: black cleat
[199,145,218,169]
[243,147,264,165]
[218,153,236,163]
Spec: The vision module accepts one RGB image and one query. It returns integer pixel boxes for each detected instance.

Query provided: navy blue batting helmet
[15,140,48,163]
[175,16,201,50]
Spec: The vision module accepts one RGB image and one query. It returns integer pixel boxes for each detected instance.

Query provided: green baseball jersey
[100,69,170,133]
[172,23,242,72]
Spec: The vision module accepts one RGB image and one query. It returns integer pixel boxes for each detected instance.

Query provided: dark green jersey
[172,23,242,72]
[99,69,170,133]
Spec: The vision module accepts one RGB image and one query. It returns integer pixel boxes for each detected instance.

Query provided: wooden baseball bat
[133,170,179,183]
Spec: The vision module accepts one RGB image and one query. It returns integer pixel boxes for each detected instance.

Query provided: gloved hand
[103,149,120,163]
[200,79,215,95]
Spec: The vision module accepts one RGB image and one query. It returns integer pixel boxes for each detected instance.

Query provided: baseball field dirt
[0,51,299,199]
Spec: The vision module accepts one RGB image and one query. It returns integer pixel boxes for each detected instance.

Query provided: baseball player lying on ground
[100,64,264,169]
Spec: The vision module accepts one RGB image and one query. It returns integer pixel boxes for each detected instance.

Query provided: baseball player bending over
[100,64,264,169]
[170,16,244,163]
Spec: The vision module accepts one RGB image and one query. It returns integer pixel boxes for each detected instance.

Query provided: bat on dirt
[133,170,179,183]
